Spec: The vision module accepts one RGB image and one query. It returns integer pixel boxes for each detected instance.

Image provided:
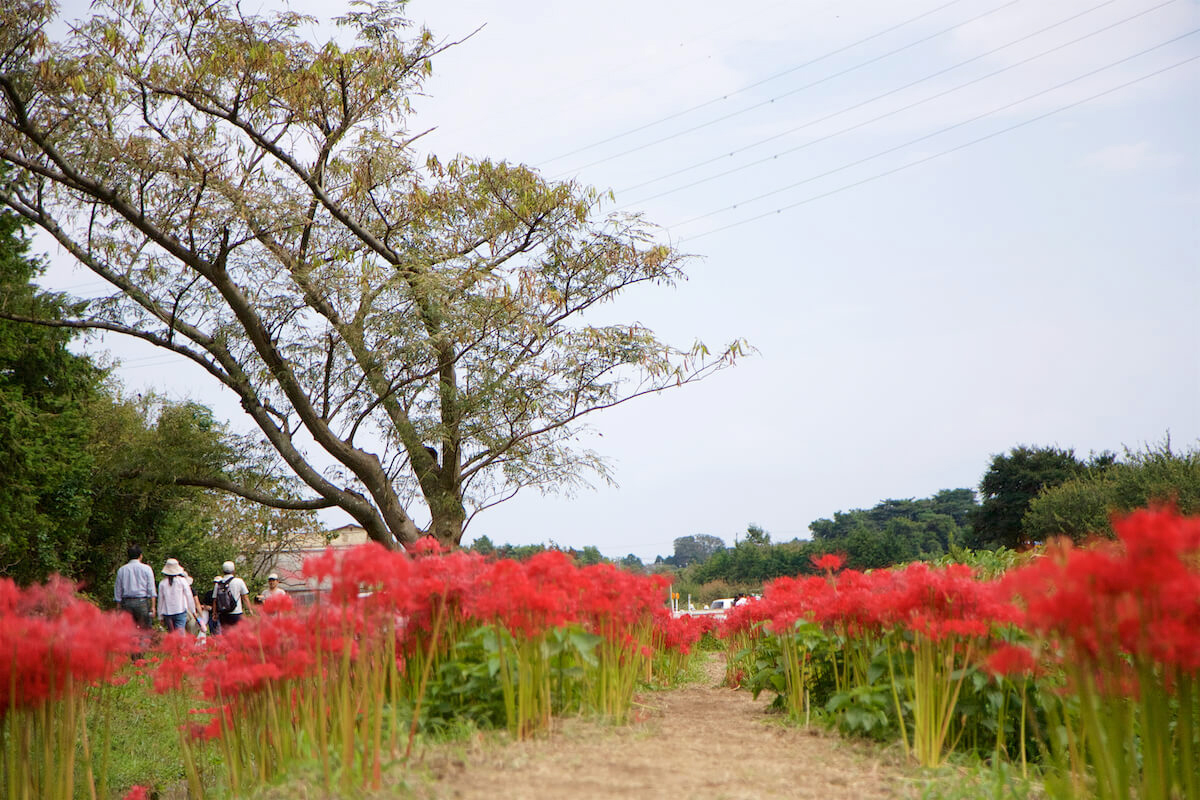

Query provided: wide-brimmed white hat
[162,558,185,577]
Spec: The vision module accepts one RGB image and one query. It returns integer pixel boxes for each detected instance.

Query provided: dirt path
[410,655,919,800]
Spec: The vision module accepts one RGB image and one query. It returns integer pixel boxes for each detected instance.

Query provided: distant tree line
[665,442,1199,595]
[675,488,976,589]
[464,438,1200,599]
[466,535,645,570]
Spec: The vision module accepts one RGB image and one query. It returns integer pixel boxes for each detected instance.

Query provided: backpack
[214,578,238,615]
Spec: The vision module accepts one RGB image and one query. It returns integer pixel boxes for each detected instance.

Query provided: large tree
[966,445,1088,549]
[0,0,741,549]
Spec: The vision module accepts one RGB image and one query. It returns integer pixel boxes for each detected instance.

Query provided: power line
[508,0,842,156]
[669,27,1199,229]
[675,50,1200,243]
[617,0,1144,200]
[539,0,971,165]
[550,0,1017,178]
[119,357,184,370]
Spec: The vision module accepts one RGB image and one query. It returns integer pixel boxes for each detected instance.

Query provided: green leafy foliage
[966,446,1108,549]
[810,491,977,567]
[827,682,896,739]
[0,0,745,550]
[421,627,509,732]
[682,491,978,587]
[1024,439,1200,542]
[0,206,103,583]
[0,199,322,589]
[667,534,726,567]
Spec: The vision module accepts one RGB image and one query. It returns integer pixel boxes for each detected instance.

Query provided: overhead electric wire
[674,48,1200,243]
[617,0,1147,200]
[523,0,843,159]
[550,0,1018,178]
[670,26,1200,231]
[539,0,972,166]
[119,356,186,369]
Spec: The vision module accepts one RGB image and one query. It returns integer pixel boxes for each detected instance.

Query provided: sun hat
[267,574,279,581]
[162,558,185,577]
[222,561,236,574]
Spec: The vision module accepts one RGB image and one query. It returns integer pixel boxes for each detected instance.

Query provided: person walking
[157,558,197,633]
[215,560,252,629]
[114,545,157,629]
[261,573,287,601]
[200,577,221,635]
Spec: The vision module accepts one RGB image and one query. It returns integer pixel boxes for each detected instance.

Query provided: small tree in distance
[670,534,726,567]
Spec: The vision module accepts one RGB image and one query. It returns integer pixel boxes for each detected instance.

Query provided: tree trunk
[428,507,465,549]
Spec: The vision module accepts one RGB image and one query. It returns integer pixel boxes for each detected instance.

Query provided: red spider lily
[811,552,847,574]
[1003,507,1200,676]
[147,541,693,779]
[747,560,1018,648]
[151,630,204,694]
[984,643,1039,678]
[121,786,151,800]
[651,609,714,655]
[465,554,575,638]
[0,576,138,714]
[261,592,294,614]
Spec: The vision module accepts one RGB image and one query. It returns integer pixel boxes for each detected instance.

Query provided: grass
[915,758,1046,800]
[81,668,221,799]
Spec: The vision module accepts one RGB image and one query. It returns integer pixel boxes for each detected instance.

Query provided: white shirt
[158,575,196,617]
[221,576,250,614]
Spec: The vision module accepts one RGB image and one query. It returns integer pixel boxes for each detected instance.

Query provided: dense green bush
[1024,441,1200,542]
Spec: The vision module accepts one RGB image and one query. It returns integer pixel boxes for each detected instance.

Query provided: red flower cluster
[0,576,138,714]
[652,609,716,655]
[152,544,681,714]
[810,553,847,574]
[1002,507,1200,674]
[735,508,1200,689]
[732,561,1015,644]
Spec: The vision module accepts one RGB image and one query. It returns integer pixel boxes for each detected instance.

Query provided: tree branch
[174,476,338,510]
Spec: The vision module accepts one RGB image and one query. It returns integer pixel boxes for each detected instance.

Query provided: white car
[709,598,737,611]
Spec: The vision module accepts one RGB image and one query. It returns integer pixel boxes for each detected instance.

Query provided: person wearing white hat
[157,557,197,633]
[214,560,252,630]
[261,573,287,601]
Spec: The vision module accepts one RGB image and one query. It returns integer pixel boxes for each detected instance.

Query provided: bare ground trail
[409,655,920,800]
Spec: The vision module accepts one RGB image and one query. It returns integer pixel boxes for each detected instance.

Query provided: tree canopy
[669,534,726,567]
[0,200,101,581]
[1,196,324,588]
[1023,440,1200,542]
[966,446,1108,549]
[0,0,742,549]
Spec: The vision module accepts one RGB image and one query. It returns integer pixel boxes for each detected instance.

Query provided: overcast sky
[44,0,1200,561]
